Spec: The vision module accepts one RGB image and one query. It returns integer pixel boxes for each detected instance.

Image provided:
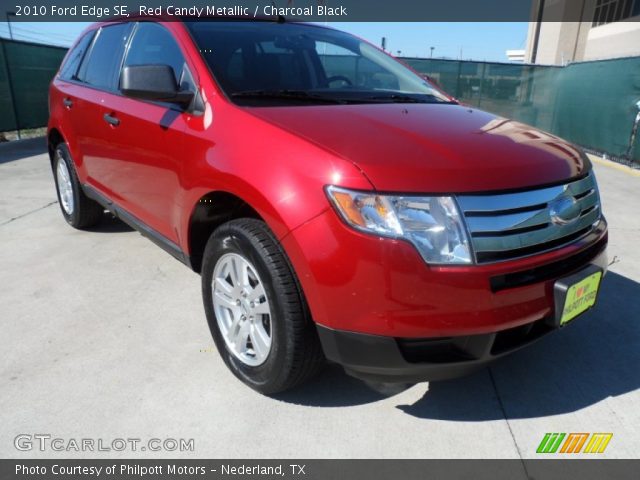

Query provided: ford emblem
[549,196,580,226]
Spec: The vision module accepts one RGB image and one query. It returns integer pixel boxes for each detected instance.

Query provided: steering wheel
[326,75,353,87]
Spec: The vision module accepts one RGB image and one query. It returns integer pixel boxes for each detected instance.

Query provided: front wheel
[201,218,324,394]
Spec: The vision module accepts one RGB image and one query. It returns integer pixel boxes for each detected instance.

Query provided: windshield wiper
[231,90,455,106]
[231,89,346,104]
[364,94,454,104]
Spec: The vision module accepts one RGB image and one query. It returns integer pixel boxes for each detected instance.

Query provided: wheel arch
[47,128,65,168]
[187,190,266,273]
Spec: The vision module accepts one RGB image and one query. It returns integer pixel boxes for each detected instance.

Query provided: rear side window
[77,23,131,90]
[59,31,94,81]
[124,23,186,85]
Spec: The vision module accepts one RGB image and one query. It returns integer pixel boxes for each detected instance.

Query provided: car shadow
[0,137,47,164]
[273,364,391,407]
[84,213,134,233]
[277,271,640,417]
[399,271,640,420]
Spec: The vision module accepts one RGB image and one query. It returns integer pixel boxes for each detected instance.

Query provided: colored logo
[536,433,613,454]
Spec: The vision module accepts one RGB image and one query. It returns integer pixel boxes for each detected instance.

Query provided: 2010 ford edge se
[48,18,608,393]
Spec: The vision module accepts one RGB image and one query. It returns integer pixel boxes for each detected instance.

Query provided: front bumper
[317,317,556,382]
[281,208,608,381]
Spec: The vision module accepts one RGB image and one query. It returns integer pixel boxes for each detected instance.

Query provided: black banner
[0,0,622,22]
[2,460,639,480]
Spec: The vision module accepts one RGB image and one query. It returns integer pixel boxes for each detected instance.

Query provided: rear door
[51,29,96,178]
[69,23,133,197]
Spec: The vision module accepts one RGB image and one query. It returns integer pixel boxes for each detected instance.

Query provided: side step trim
[82,183,191,268]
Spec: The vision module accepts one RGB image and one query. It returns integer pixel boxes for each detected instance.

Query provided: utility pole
[4,12,21,140]
[6,11,15,40]
[430,46,434,58]
[1,36,21,139]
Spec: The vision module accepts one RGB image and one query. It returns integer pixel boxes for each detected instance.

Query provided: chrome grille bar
[457,173,601,263]
[458,174,594,214]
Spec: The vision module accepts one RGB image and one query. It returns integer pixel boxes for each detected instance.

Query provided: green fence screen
[0,36,638,164]
[0,38,67,132]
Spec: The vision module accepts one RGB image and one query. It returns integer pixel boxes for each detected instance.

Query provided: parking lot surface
[1,138,639,459]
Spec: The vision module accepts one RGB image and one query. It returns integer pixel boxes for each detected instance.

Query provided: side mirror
[120,65,194,107]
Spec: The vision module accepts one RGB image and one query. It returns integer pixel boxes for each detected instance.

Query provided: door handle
[103,113,120,127]
[63,98,73,109]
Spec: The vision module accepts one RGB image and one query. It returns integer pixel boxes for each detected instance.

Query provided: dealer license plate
[559,271,602,325]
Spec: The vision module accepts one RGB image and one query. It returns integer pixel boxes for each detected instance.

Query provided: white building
[525,0,640,64]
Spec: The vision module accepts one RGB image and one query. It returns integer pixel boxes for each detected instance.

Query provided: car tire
[201,218,324,394]
[53,143,103,229]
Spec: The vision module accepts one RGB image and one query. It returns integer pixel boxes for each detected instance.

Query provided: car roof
[85,15,335,33]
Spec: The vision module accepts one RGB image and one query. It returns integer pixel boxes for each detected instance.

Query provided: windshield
[185,21,454,106]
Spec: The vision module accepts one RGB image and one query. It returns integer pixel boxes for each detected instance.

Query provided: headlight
[326,186,473,264]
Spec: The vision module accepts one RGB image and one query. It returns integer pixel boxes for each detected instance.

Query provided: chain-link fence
[0,36,638,164]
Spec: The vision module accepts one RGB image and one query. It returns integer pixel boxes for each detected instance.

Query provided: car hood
[246,103,588,193]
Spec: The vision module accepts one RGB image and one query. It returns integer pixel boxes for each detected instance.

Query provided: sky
[0,21,529,62]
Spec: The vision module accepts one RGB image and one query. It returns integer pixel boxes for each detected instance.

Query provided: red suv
[48,19,608,393]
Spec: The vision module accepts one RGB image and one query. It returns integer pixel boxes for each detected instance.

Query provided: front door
[80,22,196,243]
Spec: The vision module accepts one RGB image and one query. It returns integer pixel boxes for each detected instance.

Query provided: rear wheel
[53,144,103,229]
[201,218,324,394]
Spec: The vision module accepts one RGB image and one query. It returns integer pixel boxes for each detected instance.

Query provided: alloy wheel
[212,253,273,366]
[56,156,74,215]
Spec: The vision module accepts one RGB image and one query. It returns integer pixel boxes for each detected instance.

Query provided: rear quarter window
[59,31,95,81]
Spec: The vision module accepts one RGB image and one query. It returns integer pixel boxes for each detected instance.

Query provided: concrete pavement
[1,139,639,459]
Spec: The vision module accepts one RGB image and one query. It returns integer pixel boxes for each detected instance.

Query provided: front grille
[490,319,552,355]
[396,318,553,364]
[396,337,471,364]
[457,173,601,264]
[489,233,607,292]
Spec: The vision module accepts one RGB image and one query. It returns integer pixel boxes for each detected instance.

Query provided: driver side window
[315,41,399,90]
[124,23,190,89]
